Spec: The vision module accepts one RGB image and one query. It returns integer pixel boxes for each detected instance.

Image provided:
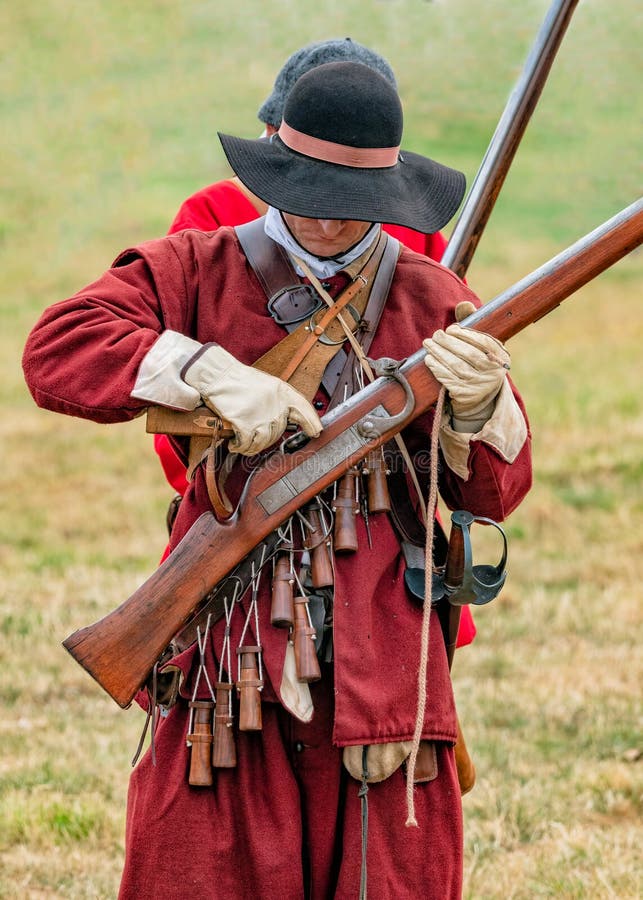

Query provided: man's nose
[316,219,344,237]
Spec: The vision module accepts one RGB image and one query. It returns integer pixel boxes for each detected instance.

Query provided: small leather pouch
[409,740,438,783]
[343,740,438,784]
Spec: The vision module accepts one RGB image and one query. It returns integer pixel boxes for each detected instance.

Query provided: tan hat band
[278,121,399,169]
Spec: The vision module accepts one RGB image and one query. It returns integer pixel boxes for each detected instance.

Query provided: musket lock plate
[356,357,415,440]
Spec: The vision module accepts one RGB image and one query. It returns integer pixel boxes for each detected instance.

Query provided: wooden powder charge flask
[303,502,334,588]
[362,446,391,513]
[332,467,360,553]
[186,617,217,786]
[236,646,263,731]
[187,700,214,786]
[212,682,237,768]
[270,551,295,628]
[292,597,321,684]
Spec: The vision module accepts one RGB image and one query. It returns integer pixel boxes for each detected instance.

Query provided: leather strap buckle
[267,284,324,325]
[307,303,361,345]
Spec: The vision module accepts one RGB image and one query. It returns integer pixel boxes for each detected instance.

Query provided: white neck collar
[264,207,379,279]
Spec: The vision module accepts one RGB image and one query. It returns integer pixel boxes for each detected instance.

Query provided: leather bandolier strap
[237,218,398,401]
[197,221,399,516]
[177,222,446,650]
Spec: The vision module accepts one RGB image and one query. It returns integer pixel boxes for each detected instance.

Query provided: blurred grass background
[1,0,641,896]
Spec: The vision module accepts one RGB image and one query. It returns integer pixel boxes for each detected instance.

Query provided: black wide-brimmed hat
[218,61,466,233]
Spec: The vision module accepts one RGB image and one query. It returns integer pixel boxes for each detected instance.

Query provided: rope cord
[405,386,446,827]
[218,583,238,685]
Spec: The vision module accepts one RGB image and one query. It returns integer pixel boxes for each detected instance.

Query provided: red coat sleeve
[402,390,532,527]
[439,404,533,522]
[22,252,186,423]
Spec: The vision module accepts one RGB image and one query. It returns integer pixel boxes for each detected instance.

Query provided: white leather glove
[183,343,322,455]
[423,323,511,432]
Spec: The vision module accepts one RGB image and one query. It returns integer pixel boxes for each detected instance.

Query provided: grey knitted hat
[257,38,397,126]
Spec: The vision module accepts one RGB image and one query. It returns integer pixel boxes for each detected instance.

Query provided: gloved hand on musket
[183,343,322,455]
[422,305,526,480]
[422,322,511,433]
[131,330,322,456]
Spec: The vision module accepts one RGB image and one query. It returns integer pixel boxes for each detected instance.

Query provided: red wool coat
[23,226,531,746]
[23,226,532,898]
[163,180,479,645]
[159,181,448,492]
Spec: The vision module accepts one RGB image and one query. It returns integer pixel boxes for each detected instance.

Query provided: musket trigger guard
[356,357,415,440]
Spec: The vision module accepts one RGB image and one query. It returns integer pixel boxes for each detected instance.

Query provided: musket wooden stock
[62,199,643,708]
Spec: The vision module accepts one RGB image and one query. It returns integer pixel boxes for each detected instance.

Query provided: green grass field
[1,0,641,896]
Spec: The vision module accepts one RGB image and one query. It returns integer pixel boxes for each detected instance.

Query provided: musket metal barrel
[442,0,580,278]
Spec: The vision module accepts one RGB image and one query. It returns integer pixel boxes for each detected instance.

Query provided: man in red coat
[157,37,478,647]
[23,62,531,899]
